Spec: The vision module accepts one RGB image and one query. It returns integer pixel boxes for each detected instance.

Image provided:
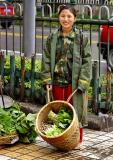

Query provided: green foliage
[0,102,37,143]
[56,107,73,129]
[24,82,31,89]
[0,108,16,136]
[88,86,93,99]
[4,54,41,72]
[44,124,64,137]
[15,112,37,143]
[43,106,73,137]
[3,54,42,93]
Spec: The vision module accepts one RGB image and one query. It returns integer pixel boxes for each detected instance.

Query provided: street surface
[0,26,99,60]
[0,25,107,75]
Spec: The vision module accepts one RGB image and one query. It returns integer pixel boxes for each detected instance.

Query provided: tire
[1,21,12,29]
[97,43,108,60]
[108,49,113,70]
[102,48,107,60]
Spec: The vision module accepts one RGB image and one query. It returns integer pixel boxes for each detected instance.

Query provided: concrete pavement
[0,127,113,159]
[0,102,113,160]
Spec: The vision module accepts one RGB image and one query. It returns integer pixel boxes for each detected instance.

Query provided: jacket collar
[57,26,78,39]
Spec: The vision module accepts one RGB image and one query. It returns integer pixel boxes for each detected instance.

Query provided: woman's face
[59,9,76,32]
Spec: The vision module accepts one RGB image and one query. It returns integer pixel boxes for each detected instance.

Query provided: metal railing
[0,2,113,113]
[41,0,113,5]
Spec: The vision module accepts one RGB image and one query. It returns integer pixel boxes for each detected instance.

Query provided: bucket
[35,100,80,151]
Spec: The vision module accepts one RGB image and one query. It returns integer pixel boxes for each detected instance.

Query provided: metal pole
[23,0,36,57]
[92,61,99,114]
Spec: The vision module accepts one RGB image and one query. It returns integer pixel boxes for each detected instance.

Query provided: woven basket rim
[0,132,18,139]
[36,100,78,139]
[0,132,19,145]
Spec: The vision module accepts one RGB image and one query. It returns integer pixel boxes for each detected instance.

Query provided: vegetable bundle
[0,103,37,143]
[42,106,73,137]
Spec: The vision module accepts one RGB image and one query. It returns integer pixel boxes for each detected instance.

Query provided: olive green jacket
[41,27,92,126]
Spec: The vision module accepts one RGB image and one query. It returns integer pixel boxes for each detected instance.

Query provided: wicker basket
[36,100,80,151]
[0,133,19,145]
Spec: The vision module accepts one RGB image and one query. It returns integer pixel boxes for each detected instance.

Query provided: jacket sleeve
[41,34,52,84]
[78,34,92,92]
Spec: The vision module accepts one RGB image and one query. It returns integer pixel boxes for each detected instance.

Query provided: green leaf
[16,125,27,134]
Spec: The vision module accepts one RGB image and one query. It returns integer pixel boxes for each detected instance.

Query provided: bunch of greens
[0,103,37,143]
[0,108,16,136]
[43,106,73,137]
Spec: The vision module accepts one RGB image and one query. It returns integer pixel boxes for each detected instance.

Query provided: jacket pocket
[74,55,82,65]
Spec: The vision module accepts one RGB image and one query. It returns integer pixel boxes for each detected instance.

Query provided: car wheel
[108,49,113,70]
[1,21,12,29]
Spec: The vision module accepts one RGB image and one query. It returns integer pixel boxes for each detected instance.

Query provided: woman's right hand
[46,84,53,102]
[46,84,52,91]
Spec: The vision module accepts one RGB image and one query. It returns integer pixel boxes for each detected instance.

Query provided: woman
[41,5,92,144]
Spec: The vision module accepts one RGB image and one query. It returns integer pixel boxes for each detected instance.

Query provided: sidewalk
[1,129,113,160]
[0,103,113,160]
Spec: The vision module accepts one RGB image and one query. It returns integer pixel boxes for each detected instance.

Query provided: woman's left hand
[77,88,83,94]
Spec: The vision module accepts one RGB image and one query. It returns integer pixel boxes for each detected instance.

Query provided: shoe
[75,142,85,150]
[80,127,83,143]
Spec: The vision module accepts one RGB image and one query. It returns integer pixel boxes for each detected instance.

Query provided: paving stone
[105,132,113,138]
[85,133,99,138]
[17,154,35,160]
[4,152,22,158]
[0,155,12,160]
[104,157,113,160]
[0,150,10,154]
[83,141,95,147]
[96,135,107,139]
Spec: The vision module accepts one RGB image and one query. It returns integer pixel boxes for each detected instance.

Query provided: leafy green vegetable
[16,113,37,143]
[43,106,73,137]
[0,102,37,143]
[44,124,65,137]
[0,108,16,136]
[56,107,72,129]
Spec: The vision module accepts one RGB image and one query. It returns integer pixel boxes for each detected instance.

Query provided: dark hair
[58,5,78,17]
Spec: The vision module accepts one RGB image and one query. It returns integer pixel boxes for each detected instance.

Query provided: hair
[58,5,78,17]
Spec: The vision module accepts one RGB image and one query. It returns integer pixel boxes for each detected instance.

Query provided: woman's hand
[77,88,83,94]
[46,84,52,91]
[46,84,53,102]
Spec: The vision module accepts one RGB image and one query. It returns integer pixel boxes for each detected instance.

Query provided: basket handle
[67,89,77,103]
[46,85,53,103]
[0,76,5,108]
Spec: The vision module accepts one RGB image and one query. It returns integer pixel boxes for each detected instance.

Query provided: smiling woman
[58,7,76,32]
[58,5,78,35]
[41,4,92,146]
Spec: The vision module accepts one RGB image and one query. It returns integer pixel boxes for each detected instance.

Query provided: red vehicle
[99,17,113,69]
[0,2,15,28]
